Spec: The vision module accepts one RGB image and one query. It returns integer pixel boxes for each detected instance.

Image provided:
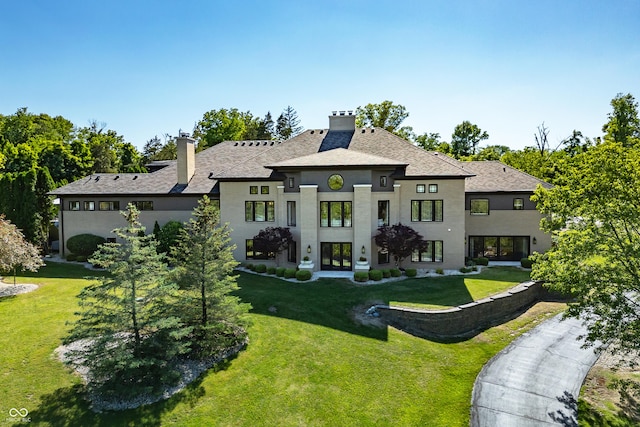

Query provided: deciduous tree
[374,223,427,268]
[356,101,413,140]
[0,215,44,284]
[450,121,489,158]
[193,108,247,150]
[253,226,294,266]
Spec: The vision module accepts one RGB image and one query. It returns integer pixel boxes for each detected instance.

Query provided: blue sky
[1,0,638,150]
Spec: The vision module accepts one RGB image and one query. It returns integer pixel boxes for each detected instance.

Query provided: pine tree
[275,106,303,140]
[66,205,192,400]
[171,196,249,356]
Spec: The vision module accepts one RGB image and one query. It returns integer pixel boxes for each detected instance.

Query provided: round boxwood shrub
[267,266,276,275]
[368,269,383,281]
[295,270,312,281]
[76,255,88,263]
[459,266,472,273]
[435,268,445,275]
[65,253,78,262]
[390,268,402,277]
[284,268,297,279]
[255,264,267,273]
[473,257,489,266]
[382,269,391,278]
[275,267,286,277]
[354,271,369,282]
[520,257,534,268]
[245,263,255,271]
[405,268,417,277]
[67,234,106,257]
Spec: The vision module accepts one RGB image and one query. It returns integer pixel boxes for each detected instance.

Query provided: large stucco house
[51,112,552,271]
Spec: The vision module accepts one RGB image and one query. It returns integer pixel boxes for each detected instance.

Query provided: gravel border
[56,337,248,412]
[0,281,39,297]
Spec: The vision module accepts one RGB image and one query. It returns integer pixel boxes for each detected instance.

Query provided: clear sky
[1,0,638,151]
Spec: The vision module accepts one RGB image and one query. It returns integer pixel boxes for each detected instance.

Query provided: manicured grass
[0,263,561,426]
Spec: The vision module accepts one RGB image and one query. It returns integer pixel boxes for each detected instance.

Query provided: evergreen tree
[171,196,249,356]
[66,205,192,400]
[275,106,303,140]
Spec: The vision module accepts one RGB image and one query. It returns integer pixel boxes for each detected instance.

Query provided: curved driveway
[471,314,602,426]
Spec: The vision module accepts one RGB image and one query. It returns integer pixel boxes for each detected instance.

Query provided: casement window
[378,200,389,226]
[412,241,444,262]
[411,200,443,222]
[378,249,390,264]
[245,201,275,222]
[513,198,524,210]
[416,184,426,193]
[380,176,388,187]
[133,201,154,211]
[320,201,352,227]
[288,241,297,263]
[99,201,120,211]
[470,199,489,215]
[429,184,438,193]
[250,186,258,194]
[261,186,269,194]
[245,239,274,259]
[288,177,295,188]
[69,201,80,211]
[287,201,296,226]
[83,201,95,211]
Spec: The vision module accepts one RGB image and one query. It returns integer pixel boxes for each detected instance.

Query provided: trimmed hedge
[66,234,106,256]
[76,255,88,263]
[520,257,534,268]
[382,269,391,278]
[405,268,417,277]
[368,269,383,281]
[295,270,312,281]
[255,264,267,273]
[472,257,489,266]
[435,268,444,275]
[267,266,276,275]
[65,253,78,262]
[390,268,402,277]
[275,267,286,277]
[283,268,297,279]
[354,272,369,282]
[459,267,472,273]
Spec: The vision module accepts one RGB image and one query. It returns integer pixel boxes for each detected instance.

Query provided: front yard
[0,263,562,426]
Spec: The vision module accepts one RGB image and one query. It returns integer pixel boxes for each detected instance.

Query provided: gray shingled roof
[58,128,546,197]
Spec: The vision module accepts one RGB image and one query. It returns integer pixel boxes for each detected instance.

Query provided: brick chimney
[176,132,195,185]
[328,110,356,131]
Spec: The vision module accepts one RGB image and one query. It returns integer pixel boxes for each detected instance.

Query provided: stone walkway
[471,314,602,426]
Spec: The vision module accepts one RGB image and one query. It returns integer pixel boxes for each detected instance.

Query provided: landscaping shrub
[66,233,106,257]
[435,268,444,275]
[255,264,267,273]
[295,270,312,281]
[246,263,255,271]
[521,257,534,268]
[354,271,369,282]
[472,257,489,266]
[368,269,383,281]
[390,268,401,277]
[382,269,391,278]
[405,268,417,277]
[284,268,297,279]
[459,267,472,273]
[65,253,78,262]
[472,266,478,272]
[275,267,286,277]
[75,255,88,263]
[267,266,276,275]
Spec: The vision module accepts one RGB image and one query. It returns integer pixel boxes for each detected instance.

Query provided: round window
[328,174,344,190]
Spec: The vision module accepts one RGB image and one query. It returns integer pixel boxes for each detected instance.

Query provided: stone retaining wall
[375,281,549,338]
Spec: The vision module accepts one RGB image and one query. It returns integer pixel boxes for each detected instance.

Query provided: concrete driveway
[470,314,602,426]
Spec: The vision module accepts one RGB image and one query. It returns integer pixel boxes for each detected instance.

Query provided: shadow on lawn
[233,271,479,342]
[23,375,209,427]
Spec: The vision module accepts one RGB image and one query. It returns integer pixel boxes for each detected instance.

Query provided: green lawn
[0,263,561,426]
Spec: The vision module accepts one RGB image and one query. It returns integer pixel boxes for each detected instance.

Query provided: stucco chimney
[176,132,195,185]
[329,110,356,131]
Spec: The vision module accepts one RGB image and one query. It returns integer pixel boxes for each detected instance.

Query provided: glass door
[321,242,352,271]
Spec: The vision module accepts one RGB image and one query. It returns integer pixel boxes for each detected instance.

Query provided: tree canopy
[374,223,427,268]
[356,101,413,140]
[252,226,294,266]
[450,121,489,158]
[0,215,44,283]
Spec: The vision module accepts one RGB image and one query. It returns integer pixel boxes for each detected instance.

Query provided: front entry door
[321,242,352,271]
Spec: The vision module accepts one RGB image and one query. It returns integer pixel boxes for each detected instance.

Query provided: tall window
[513,198,524,210]
[99,201,120,211]
[245,201,275,222]
[412,241,443,262]
[84,201,95,211]
[320,201,352,227]
[288,241,297,263]
[245,239,274,259]
[380,176,388,187]
[378,200,389,226]
[411,200,443,222]
[287,201,296,226]
[288,177,295,188]
[470,199,489,215]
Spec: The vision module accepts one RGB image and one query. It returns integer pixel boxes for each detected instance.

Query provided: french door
[469,236,530,261]
[320,242,352,271]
